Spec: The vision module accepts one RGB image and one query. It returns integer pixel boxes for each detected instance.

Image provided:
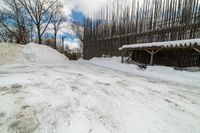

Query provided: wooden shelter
[120,39,200,67]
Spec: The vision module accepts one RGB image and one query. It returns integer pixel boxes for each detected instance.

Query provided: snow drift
[0,43,25,65]
[0,43,66,65]
[23,43,66,62]
[85,57,200,88]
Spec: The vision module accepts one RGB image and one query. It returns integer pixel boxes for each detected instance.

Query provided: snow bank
[0,43,26,65]
[0,43,66,65]
[23,43,66,62]
[86,57,200,88]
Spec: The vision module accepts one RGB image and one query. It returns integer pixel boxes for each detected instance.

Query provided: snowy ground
[85,57,200,88]
[0,44,200,133]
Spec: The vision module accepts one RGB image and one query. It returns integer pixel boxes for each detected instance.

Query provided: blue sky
[63,10,84,42]
[71,10,85,25]
[60,0,108,42]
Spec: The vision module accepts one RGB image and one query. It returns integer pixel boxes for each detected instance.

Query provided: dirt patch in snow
[0,112,6,120]
[0,112,6,127]
[8,106,39,133]
[0,84,23,95]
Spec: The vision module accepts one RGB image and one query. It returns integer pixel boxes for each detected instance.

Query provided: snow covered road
[0,61,200,133]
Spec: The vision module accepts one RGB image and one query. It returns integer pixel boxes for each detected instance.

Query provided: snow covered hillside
[0,44,200,133]
[0,43,66,65]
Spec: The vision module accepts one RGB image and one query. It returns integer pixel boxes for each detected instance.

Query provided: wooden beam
[193,47,200,54]
[153,48,162,54]
[144,49,152,54]
[127,53,133,62]
[144,48,162,65]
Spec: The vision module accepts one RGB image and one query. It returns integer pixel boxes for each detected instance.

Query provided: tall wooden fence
[83,0,200,67]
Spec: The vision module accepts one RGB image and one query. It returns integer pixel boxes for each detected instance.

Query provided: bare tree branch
[49,3,67,48]
[0,0,29,44]
[18,0,59,44]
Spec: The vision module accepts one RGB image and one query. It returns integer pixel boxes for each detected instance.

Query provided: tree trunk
[16,38,21,44]
[0,35,7,42]
[30,27,33,42]
[38,37,42,44]
[37,26,42,44]
[3,38,7,42]
[54,32,57,49]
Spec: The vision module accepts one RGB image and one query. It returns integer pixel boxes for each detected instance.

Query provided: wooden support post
[121,50,124,63]
[150,50,154,65]
[198,54,200,68]
[192,47,200,67]
[145,48,162,65]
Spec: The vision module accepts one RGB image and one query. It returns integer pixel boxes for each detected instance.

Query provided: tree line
[0,0,82,49]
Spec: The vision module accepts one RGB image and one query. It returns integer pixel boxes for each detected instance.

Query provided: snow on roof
[120,38,200,50]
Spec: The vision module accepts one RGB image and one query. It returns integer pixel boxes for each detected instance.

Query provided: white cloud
[59,0,109,16]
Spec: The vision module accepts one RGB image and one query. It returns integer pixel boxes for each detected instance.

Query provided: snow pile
[23,43,66,62]
[86,57,200,88]
[0,43,26,65]
[0,43,66,65]
[121,38,200,49]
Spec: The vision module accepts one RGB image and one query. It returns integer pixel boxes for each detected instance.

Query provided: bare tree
[70,21,83,40]
[0,26,9,42]
[50,3,66,49]
[19,0,59,44]
[0,0,29,44]
[27,20,35,42]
